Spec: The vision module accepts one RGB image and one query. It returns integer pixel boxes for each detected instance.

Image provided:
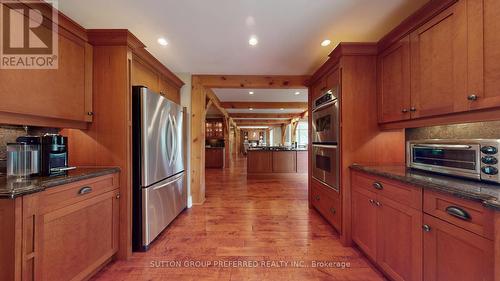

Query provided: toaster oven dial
[481,146,498,155]
[481,166,498,175]
[481,156,498,165]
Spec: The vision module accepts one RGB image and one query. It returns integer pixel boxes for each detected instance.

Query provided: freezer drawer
[142,172,186,247]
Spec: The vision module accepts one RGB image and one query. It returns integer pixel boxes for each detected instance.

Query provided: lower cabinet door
[38,190,120,281]
[377,196,422,281]
[351,189,378,260]
[423,214,494,281]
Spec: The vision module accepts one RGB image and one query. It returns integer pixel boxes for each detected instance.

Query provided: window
[296,121,308,145]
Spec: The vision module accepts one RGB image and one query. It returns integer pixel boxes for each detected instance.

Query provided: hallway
[91,157,385,281]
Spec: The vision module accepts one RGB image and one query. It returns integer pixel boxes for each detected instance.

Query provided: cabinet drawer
[423,190,494,240]
[352,171,422,210]
[311,180,341,231]
[40,173,119,214]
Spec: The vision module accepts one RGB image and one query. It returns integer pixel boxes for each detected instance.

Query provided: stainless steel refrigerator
[132,86,186,251]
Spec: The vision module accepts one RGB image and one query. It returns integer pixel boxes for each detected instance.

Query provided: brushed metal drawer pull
[78,186,93,195]
[372,182,383,190]
[445,206,471,221]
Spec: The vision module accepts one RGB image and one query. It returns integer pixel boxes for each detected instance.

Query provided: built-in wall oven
[312,87,339,145]
[407,139,500,183]
[312,144,339,191]
[312,87,340,191]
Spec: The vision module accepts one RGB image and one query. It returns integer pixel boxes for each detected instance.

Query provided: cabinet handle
[467,94,478,101]
[445,206,471,221]
[315,195,320,201]
[78,186,92,195]
[422,224,431,232]
[372,182,383,190]
[410,107,417,112]
[87,111,94,116]
[330,208,336,215]
[369,199,375,204]
[401,108,409,113]
[375,201,382,207]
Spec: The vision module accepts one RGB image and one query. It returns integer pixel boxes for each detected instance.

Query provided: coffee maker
[15,134,73,177]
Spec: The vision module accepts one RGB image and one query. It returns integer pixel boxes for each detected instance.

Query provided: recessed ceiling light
[249,91,254,95]
[157,37,168,46]
[249,108,254,111]
[294,91,300,95]
[249,36,258,46]
[321,39,331,47]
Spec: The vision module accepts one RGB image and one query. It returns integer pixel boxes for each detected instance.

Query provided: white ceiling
[213,88,307,102]
[58,0,428,75]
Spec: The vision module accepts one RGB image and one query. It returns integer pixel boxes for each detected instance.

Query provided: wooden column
[280,124,287,145]
[223,117,230,168]
[190,77,206,204]
[291,121,299,144]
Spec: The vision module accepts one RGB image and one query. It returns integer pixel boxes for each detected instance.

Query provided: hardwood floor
[91,156,386,281]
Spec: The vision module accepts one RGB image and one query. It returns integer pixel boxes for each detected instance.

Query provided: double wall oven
[312,87,340,191]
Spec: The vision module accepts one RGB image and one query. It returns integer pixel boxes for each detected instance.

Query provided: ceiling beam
[229,113,297,119]
[220,102,308,109]
[234,120,289,126]
[195,75,310,89]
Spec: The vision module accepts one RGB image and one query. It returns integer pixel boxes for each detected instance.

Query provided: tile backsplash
[406,121,500,141]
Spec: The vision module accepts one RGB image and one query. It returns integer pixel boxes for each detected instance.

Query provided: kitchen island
[247,148,307,179]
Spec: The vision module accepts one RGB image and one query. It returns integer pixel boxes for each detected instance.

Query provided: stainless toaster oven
[407,139,500,183]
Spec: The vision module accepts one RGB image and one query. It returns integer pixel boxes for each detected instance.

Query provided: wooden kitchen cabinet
[0,10,93,128]
[205,148,224,168]
[272,151,296,173]
[351,188,378,261]
[467,0,500,111]
[132,56,160,93]
[159,77,181,104]
[423,214,493,281]
[351,171,423,281]
[311,179,341,232]
[377,195,422,281]
[247,151,272,173]
[0,172,120,281]
[409,0,467,118]
[377,36,411,123]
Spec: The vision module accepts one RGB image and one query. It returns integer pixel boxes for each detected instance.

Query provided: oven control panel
[480,142,500,182]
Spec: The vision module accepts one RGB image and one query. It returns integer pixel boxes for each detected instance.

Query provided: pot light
[249,36,258,46]
[321,39,331,47]
[157,37,168,46]
[249,91,254,95]
[294,91,300,95]
[249,108,254,111]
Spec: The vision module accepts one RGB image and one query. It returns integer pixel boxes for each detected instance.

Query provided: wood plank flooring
[91,156,386,281]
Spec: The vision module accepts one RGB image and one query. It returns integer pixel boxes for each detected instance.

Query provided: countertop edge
[350,164,500,211]
[0,167,121,199]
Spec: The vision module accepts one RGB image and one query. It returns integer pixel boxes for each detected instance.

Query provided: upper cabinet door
[467,0,500,111]
[377,36,411,123]
[131,58,160,93]
[410,0,468,118]
[0,27,93,123]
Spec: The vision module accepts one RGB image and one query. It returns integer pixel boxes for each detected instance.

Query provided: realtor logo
[0,0,58,69]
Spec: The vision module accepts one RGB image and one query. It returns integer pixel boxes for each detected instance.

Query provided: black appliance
[40,135,72,176]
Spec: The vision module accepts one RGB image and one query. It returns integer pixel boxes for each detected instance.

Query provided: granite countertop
[0,167,120,199]
[350,164,500,211]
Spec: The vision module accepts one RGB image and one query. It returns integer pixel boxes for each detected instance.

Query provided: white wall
[177,73,193,208]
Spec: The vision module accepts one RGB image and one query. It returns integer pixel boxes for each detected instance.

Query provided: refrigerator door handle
[171,114,179,164]
[151,172,184,190]
[167,114,175,166]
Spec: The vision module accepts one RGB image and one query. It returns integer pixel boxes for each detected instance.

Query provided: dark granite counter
[350,164,500,211]
[0,167,120,199]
